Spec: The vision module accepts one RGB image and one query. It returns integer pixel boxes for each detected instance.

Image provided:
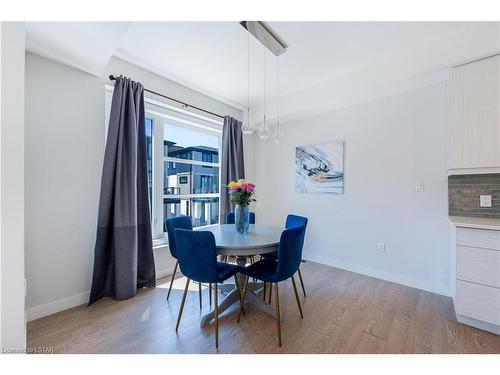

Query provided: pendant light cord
[277,53,280,134]
[263,47,266,126]
[247,29,250,122]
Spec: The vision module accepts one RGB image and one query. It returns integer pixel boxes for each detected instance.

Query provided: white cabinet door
[456,280,500,326]
[449,55,500,171]
[457,245,500,288]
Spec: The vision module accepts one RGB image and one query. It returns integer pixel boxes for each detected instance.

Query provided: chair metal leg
[214,283,219,349]
[166,260,179,300]
[237,276,249,323]
[268,283,273,305]
[198,282,202,309]
[249,256,257,281]
[234,275,245,315]
[250,256,257,281]
[175,278,190,332]
[263,282,267,300]
[209,283,212,307]
[291,275,304,319]
[297,268,306,297]
[274,282,282,346]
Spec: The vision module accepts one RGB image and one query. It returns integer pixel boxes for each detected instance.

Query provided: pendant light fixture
[240,21,287,142]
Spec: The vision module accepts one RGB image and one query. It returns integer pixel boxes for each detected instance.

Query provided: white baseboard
[28,266,176,322]
[155,267,175,280]
[304,252,451,297]
[27,291,90,322]
[456,314,500,335]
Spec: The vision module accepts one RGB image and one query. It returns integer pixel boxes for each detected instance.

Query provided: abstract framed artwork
[295,140,344,194]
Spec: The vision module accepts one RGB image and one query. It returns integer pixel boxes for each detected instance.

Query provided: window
[160,121,220,231]
[202,153,213,163]
[145,118,153,209]
[145,105,222,242]
[105,86,222,244]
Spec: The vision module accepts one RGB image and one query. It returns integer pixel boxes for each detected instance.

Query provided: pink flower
[230,185,239,192]
[245,185,255,193]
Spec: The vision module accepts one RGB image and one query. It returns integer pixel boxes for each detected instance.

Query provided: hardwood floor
[27,261,500,354]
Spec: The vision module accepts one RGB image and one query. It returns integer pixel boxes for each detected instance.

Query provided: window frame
[147,106,222,246]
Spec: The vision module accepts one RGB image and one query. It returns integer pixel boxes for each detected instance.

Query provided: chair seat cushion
[240,258,280,283]
[216,262,241,283]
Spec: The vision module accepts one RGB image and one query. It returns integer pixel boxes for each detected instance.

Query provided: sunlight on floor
[157,276,210,292]
[141,307,150,322]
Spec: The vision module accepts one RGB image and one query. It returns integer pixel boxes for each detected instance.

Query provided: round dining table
[194,223,283,327]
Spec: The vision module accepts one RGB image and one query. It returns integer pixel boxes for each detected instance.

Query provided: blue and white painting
[295,141,344,194]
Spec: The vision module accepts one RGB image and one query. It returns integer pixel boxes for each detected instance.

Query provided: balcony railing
[164,187,181,195]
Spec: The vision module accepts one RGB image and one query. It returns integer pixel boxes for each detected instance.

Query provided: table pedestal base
[200,255,277,328]
[200,281,276,327]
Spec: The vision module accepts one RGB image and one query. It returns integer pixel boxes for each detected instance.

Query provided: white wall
[25,53,245,321]
[255,81,451,295]
[1,22,26,350]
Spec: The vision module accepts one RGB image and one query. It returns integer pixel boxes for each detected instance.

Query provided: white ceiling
[26,22,499,122]
[26,22,130,76]
[114,22,477,105]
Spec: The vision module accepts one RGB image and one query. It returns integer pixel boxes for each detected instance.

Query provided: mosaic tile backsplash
[448,174,500,219]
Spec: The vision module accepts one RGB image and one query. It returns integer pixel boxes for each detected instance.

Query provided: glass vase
[234,204,250,233]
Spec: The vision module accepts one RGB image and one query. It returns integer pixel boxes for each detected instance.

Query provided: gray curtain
[220,116,245,223]
[89,76,155,306]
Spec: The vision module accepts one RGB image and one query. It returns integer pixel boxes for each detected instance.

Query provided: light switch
[480,195,492,208]
[415,181,424,192]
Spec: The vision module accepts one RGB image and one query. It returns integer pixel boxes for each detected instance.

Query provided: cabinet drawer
[456,280,500,325]
[456,228,500,250]
[457,245,500,288]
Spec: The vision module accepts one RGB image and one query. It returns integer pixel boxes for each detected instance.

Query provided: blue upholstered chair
[165,216,211,308]
[225,211,256,225]
[261,215,308,300]
[174,228,243,348]
[224,211,257,264]
[237,226,306,346]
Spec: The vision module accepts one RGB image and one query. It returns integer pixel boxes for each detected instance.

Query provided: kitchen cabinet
[448,55,500,174]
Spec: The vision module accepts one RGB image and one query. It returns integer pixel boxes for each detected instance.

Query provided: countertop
[449,216,500,231]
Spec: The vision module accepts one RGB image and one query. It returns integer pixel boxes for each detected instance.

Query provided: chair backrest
[285,214,308,252]
[285,214,308,229]
[225,211,256,224]
[174,229,218,283]
[275,226,306,281]
[165,216,193,259]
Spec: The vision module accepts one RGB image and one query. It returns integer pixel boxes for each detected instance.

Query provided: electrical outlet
[377,242,386,253]
[480,195,492,208]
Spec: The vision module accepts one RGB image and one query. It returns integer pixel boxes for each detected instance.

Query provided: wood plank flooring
[27,261,500,354]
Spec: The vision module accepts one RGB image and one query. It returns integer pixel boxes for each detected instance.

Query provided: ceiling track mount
[240,21,288,56]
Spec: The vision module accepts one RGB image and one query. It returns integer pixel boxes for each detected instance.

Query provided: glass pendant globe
[241,120,255,135]
[272,127,280,144]
[258,122,271,140]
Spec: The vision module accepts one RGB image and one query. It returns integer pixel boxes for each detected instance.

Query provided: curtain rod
[108,75,225,120]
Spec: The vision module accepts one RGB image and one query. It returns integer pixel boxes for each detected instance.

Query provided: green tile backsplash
[448,173,500,219]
